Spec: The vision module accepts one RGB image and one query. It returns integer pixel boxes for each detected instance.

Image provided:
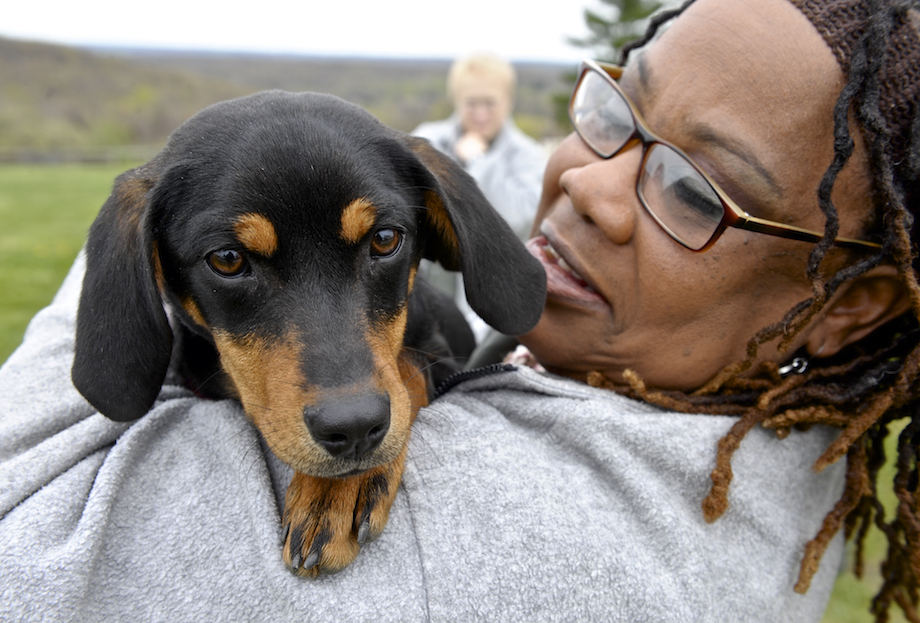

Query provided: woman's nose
[559,136,643,246]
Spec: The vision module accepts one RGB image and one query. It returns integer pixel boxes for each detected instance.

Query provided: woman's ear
[806,265,912,358]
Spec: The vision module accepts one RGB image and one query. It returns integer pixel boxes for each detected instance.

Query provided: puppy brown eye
[370,229,401,258]
[206,250,248,277]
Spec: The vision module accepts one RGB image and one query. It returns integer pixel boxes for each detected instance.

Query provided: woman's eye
[672,176,724,221]
[206,249,249,277]
[370,229,402,258]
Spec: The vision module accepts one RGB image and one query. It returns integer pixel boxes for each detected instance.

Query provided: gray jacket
[1,253,845,622]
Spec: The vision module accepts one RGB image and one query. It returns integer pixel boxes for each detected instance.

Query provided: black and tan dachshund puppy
[71,91,546,575]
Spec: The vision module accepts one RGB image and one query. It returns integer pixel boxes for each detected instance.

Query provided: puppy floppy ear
[404,136,547,336]
[72,164,174,422]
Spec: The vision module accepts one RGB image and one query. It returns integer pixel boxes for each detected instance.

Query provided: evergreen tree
[568,0,664,62]
[553,0,667,130]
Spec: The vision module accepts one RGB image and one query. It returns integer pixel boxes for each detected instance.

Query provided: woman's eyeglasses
[569,59,881,252]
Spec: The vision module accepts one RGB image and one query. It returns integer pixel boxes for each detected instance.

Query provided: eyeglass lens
[572,67,727,251]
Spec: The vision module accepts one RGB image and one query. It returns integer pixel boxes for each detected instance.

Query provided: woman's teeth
[543,242,596,293]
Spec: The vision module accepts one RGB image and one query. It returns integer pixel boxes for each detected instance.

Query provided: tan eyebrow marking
[234,213,278,257]
[340,198,377,244]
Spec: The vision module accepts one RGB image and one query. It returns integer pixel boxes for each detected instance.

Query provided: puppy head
[72,91,545,476]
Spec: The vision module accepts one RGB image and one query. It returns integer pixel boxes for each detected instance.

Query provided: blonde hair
[447,53,516,100]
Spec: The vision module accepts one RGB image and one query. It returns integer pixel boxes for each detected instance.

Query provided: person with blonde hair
[413,52,547,240]
[415,53,549,339]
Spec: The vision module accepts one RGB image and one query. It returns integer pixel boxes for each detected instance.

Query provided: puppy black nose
[304,393,390,460]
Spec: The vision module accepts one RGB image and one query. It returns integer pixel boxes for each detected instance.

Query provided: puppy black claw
[285,523,307,571]
[302,547,320,571]
[357,517,371,544]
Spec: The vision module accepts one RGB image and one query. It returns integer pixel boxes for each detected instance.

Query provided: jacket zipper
[432,363,518,401]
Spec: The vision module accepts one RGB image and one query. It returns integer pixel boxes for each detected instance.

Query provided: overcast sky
[2,0,596,63]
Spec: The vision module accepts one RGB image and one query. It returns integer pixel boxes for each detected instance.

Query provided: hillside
[0,36,573,161]
[0,37,250,157]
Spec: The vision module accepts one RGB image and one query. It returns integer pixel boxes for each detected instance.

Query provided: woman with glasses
[1,0,917,621]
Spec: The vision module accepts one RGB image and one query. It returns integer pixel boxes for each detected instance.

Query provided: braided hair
[602,1,920,620]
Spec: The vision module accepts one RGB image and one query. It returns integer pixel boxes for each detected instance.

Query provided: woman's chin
[518,317,592,382]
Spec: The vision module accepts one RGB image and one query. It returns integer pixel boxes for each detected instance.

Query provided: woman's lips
[526,236,607,305]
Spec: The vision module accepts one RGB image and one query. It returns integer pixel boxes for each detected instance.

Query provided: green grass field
[0,162,137,363]
[0,163,909,622]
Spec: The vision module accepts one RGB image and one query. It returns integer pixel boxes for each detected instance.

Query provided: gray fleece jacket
[1,253,845,622]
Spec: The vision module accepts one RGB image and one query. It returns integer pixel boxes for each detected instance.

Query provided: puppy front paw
[281,456,404,576]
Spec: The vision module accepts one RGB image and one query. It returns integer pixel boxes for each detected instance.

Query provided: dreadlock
[599,1,920,621]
